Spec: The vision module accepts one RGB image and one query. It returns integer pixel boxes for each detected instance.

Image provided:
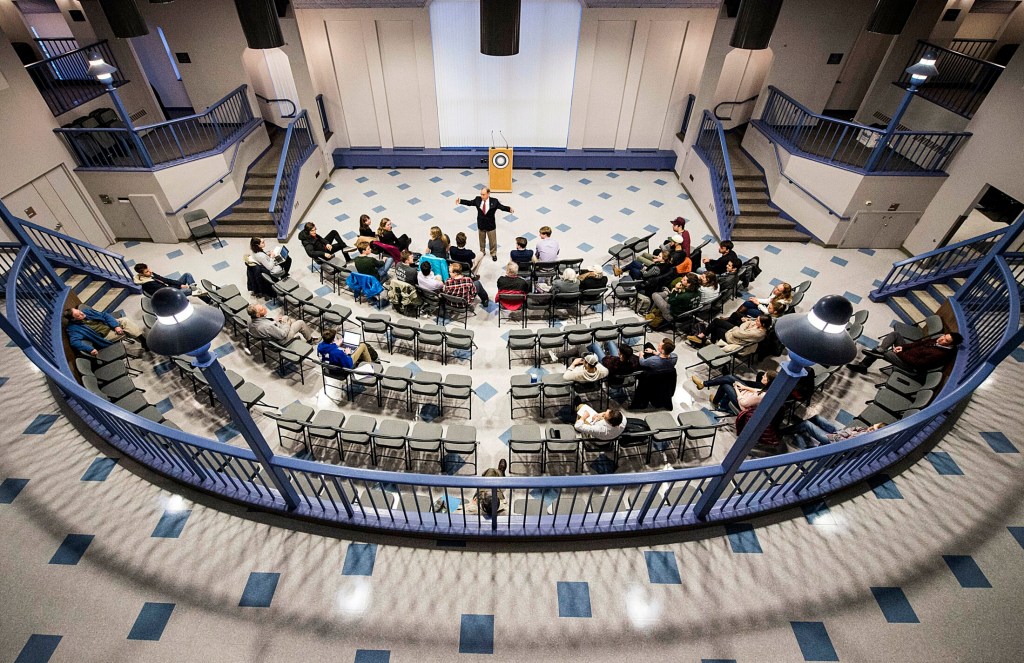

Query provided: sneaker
[686,335,705,346]
[492,255,498,262]
[846,363,868,374]
[548,350,558,362]
[691,375,705,390]
[497,458,508,475]
[613,266,623,277]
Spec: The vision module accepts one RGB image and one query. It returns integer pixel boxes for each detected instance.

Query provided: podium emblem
[491,152,509,169]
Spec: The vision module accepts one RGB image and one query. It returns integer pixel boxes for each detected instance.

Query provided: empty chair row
[495,288,610,327]
[356,314,477,366]
[507,317,649,368]
[320,362,475,418]
[77,357,175,427]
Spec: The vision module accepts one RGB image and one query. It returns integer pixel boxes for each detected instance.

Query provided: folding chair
[340,414,377,464]
[442,424,478,475]
[540,374,572,418]
[525,293,553,326]
[372,419,409,469]
[440,293,474,328]
[306,409,345,461]
[544,424,580,474]
[508,424,544,475]
[408,422,444,472]
[509,374,541,419]
[410,371,443,415]
[444,328,476,367]
[507,329,538,368]
[183,209,220,254]
[442,373,474,417]
[417,324,447,364]
[265,402,313,453]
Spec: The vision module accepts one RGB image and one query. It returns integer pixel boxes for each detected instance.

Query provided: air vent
[129,109,147,122]
[970,0,1020,13]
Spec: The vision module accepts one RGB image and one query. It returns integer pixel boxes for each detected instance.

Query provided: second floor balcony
[25,39,128,117]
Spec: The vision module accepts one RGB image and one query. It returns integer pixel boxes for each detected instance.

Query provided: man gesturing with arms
[457,187,513,262]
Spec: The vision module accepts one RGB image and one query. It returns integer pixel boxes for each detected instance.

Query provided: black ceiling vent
[97,0,149,38]
[233,0,284,49]
[866,0,918,35]
[481,0,521,57]
[730,0,783,50]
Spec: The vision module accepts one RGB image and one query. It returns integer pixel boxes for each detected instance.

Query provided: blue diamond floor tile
[407,197,421,205]
[372,205,386,213]
[843,291,863,304]
[867,474,903,499]
[829,256,848,267]
[430,176,443,183]
[14,634,62,663]
[388,169,400,176]
[589,215,603,224]
[127,602,175,641]
[598,192,611,200]
[123,240,141,248]
[323,182,335,189]
[764,245,782,255]
[654,178,667,185]
[153,397,173,414]
[926,451,964,475]
[644,550,681,584]
[336,213,350,222]
[153,359,175,376]
[165,249,183,260]
[835,409,855,426]
[152,509,192,538]
[620,207,634,215]
[555,223,571,232]
[725,523,763,553]
[239,572,281,607]
[943,555,991,588]
[556,581,592,618]
[871,586,919,623]
[0,477,30,503]
[790,621,839,661]
[363,190,377,197]
[606,172,619,178]
[649,199,664,208]
[49,534,94,565]
[354,651,391,663]
[858,247,876,256]
[419,213,434,222]
[678,192,690,200]
[627,185,640,192]
[342,543,378,576]
[356,176,368,183]
[328,197,342,205]
[214,423,241,444]
[1011,348,1024,363]
[577,242,593,252]
[981,431,1018,453]
[550,184,563,191]
[579,178,591,185]
[1008,526,1024,551]
[476,382,498,402]
[315,285,333,297]
[643,224,659,234]
[537,206,551,214]
[800,266,820,278]
[211,342,235,358]
[802,500,837,525]
[568,199,582,207]
[0,376,8,390]
[24,414,59,435]
[81,458,118,481]
[459,614,494,654]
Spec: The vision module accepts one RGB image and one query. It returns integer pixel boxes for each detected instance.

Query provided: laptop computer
[341,331,362,350]
[277,246,289,260]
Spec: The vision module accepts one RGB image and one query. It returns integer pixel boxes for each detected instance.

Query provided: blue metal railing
[269,110,318,239]
[755,86,971,175]
[54,85,260,170]
[767,140,850,221]
[33,37,80,59]
[692,110,739,240]
[17,217,138,289]
[26,40,126,117]
[2,202,1023,538]
[869,221,1016,301]
[896,40,1004,119]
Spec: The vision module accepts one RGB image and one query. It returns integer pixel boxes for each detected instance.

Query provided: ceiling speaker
[481,0,521,57]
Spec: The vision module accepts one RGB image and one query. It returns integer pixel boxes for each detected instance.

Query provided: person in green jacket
[652,272,700,322]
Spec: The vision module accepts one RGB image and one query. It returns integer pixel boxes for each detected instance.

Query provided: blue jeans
[792,415,840,449]
[624,260,645,280]
[377,257,394,281]
[177,271,196,296]
[588,341,620,362]
[705,375,758,412]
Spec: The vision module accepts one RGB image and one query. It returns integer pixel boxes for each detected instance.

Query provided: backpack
[623,417,650,435]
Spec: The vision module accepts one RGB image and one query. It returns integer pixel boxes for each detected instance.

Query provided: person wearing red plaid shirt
[442,263,489,307]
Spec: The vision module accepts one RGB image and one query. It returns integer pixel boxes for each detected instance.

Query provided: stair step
[906,289,940,316]
[738,203,779,215]
[730,227,810,242]
[735,215,795,230]
[63,273,87,289]
[932,282,956,299]
[886,296,919,326]
[91,284,122,311]
[215,223,278,237]
[103,289,133,315]
[232,200,272,213]
[733,174,762,182]
[218,211,275,223]
[76,280,104,304]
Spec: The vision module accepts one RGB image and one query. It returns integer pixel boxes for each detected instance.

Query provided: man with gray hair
[246,303,318,344]
[456,186,514,262]
[497,262,530,294]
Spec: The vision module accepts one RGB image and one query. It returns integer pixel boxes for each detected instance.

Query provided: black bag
[623,417,650,435]
[365,343,379,362]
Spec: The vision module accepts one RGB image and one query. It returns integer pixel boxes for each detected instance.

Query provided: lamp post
[147,288,301,510]
[864,51,939,172]
[694,295,858,520]
[86,51,154,167]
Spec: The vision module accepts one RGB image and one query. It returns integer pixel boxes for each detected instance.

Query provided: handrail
[714,94,759,120]
[268,110,318,239]
[767,139,850,220]
[2,203,1023,539]
[692,110,740,240]
[869,220,1014,301]
[25,39,107,68]
[895,40,1004,119]
[255,93,297,118]
[12,216,137,289]
[134,84,250,131]
[164,120,264,215]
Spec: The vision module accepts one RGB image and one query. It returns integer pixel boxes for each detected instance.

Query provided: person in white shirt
[563,353,609,382]
[574,404,626,440]
[534,226,560,262]
[417,261,444,292]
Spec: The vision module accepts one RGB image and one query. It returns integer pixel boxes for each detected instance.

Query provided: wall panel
[377,20,425,147]
[582,20,635,147]
[629,20,687,148]
[326,20,381,146]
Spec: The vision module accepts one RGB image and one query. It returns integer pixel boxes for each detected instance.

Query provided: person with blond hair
[426,226,449,258]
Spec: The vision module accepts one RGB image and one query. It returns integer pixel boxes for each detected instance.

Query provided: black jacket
[458,196,511,232]
[299,228,330,260]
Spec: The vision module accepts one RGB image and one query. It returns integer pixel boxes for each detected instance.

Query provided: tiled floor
[2,168,1023,661]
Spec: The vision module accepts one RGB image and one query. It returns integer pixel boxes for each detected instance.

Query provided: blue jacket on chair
[419,254,449,282]
[346,272,383,300]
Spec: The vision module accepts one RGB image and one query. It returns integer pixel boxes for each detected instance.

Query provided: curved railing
[2,203,1022,539]
[255,93,297,119]
[692,110,740,240]
[269,110,318,239]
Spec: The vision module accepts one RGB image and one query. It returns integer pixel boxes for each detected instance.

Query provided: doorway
[940,184,1023,247]
[1,166,111,245]
[825,29,895,114]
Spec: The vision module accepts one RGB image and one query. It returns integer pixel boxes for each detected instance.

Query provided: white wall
[679,147,721,236]
[22,11,73,39]
[906,49,1024,254]
[711,48,772,129]
[131,28,192,110]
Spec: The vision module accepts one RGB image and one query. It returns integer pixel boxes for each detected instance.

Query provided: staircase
[725,131,810,243]
[214,125,285,238]
[56,267,134,315]
[884,276,965,327]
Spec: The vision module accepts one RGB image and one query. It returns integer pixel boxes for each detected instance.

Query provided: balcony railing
[269,110,318,239]
[895,40,1004,119]
[948,38,996,61]
[33,37,80,59]
[755,86,971,175]
[53,85,260,170]
[692,110,739,240]
[25,40,126,117]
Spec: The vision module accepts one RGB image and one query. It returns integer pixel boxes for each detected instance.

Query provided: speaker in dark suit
[457,187,513,260]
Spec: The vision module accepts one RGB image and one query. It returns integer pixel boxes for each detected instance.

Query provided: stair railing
[895,40,1004,119]
[692,110,740,240]
[26,39,126,117]
[269,110,318,239]
[255,93,297,118]
[713,93,759,121]
[869,222,1018,302]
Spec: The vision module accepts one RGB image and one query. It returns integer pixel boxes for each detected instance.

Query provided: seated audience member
[847,332,962,374]
[376,217,411,251]
[299,222,347,262]
[731,282,793,321]
[248,237,292,278]
[357,214,377,243]
[354,240,393,282]
[786,415,885,449]
[717,258,742,296]
[692,371,776,413]
[578,265,608,291]
[459,459,508,516]
[549,268,580,296]
[396,250,419,285]
[640,338,677,371]
[317,328,374,370]
[133,263,200,297]
[672,240,694,276]
[66,307,148,355]
[664,217,692,256]
[443,263,488,306]
[619,248,667,280]
[588,342,640,382]
[246,303,317,344]
[703,240,739,275]
[698,271,720,303]
[449,232,482,274]
[417,262,444,292]
[510,236,534,264]
[534,226,560,262]
[564,353,610,383]
[574,404,626,440]
[652,273,700,322]
[425,226,449,258]
[690,314,772,349]
[496,262,530,295]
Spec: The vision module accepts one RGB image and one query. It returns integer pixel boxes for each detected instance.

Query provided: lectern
[488,147,513,193]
